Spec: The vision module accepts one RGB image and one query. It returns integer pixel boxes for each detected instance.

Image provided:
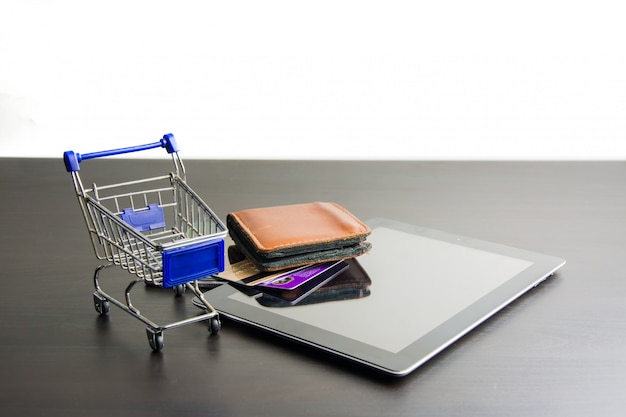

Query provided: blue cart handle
[63,133,179,172]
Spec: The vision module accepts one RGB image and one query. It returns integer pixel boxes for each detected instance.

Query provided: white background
[1,1,624,160]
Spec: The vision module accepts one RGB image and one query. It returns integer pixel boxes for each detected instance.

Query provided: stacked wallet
[226,202,372,272]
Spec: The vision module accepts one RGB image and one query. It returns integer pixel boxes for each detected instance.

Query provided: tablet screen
[204,218,565,375]
[228,226,533,353]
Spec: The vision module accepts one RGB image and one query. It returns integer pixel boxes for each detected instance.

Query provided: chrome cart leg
[187,281,221,335]
[93,264,114,292]
[124,279,144,315]
[91,264,223,349]
[93,264,114,315]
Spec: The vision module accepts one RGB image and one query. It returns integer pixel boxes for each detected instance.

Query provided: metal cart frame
[63,134,227,351]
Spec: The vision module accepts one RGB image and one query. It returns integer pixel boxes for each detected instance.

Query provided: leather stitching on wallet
[229,202,370,251]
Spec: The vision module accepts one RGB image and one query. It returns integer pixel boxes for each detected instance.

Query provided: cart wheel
[147,328,164,351]
[174,284,185,297]
[93,292,109,315]
[208,317,221,335]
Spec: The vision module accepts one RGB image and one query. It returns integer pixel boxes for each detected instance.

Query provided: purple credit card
[258,261,341,290]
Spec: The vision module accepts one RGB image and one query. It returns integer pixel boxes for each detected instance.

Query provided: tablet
[202,218,566,376]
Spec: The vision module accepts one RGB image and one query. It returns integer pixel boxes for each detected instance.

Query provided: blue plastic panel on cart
[120,204,166,232]
[162,239,225,288]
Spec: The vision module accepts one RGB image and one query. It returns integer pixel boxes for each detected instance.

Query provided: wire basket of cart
[63,134,227,351]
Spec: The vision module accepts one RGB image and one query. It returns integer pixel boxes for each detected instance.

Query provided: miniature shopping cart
[63,133,227,351]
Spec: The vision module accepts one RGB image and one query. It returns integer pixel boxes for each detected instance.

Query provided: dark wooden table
[1,158,625,416]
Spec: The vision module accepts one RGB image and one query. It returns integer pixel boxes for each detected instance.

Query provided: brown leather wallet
[227,202,372,271]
